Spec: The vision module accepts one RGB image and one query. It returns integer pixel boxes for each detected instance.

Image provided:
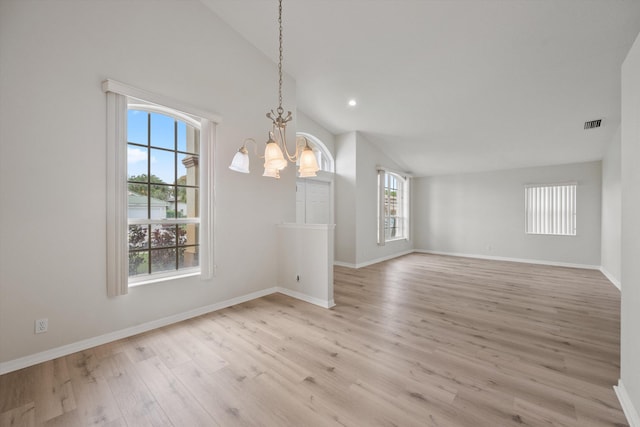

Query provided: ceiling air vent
[584,119,602,129]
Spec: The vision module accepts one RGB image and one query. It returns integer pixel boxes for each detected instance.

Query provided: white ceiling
[201,0,640,176]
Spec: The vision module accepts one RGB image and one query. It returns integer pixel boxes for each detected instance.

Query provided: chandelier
[229,0,320,179]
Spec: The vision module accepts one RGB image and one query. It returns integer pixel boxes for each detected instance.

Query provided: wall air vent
[584,119,602,129]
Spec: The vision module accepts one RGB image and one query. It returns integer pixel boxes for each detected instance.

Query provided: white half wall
[621,30,640,425]
[277,224,335,308]
[601,128,622,288]
[0,0,296,364]
[414,161,602,267]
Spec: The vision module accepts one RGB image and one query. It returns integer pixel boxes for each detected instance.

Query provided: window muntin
[378,170,409,243]
[127,108,201,281]
[525,183,576,236]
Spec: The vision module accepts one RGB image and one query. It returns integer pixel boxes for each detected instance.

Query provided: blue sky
[127,110,189,184]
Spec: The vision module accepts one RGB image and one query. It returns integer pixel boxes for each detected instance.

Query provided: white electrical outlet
[35,318,48,334]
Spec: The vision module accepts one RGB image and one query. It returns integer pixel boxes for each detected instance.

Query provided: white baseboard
[414,249,600,270]
[333,260,356,268]
[0,287,279,375]
[0,247,604,375]
[0,285,338,375]
[600,267,622,290]
[334,250,414,269]
[276,287,335,309]
[615,379,640,427]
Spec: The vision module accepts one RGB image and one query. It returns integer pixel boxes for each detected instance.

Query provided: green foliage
[166,210,186,219]
[176,175,187,203]
[128,173,189,203]
[128,174,171,201]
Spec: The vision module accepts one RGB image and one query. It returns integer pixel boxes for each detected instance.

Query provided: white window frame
[103,79,220,296]
[377,168,410,245]
[524,182,577,236]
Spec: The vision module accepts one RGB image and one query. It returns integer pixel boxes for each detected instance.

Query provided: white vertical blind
[525,183,576,236]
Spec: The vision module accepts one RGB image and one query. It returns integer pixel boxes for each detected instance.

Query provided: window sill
[384,237,409,243]
[129,269,200,288]
[525,232,576,237]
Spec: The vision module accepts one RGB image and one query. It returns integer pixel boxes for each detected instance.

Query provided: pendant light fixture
[228,0,320,179]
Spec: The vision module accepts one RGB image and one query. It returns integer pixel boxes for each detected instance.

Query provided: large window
[378,169,409,244]
[127,108,200,280]
[525,183,576,236]
[104,80,218,296]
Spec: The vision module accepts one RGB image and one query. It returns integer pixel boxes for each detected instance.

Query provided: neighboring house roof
[128,192,170,208]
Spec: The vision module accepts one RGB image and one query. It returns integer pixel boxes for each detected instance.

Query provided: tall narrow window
[104,79,218,296]
[378,169,410,244]
[525,183,576,236]
[127,108,200,281]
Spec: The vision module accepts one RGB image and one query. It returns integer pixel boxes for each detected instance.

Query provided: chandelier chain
[277,0,284,115]
[229,0,319,178]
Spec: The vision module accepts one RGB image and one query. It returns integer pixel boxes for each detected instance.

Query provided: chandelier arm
[294,136,311,160]
[282,143,301,163]
[241,137,271,160]
[273,124,299,162]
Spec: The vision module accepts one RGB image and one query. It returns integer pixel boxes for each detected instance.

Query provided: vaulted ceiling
[202,0,640,176]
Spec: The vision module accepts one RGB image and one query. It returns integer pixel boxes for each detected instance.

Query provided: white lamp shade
[298,147,320,177]
[229,149,250,173]
[263,167,280,179]
[264,141,288,170]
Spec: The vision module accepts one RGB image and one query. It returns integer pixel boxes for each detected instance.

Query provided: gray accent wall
[414,161,602,267]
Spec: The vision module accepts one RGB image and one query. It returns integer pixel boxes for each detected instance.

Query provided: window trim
[103,79,220,296]
[377,167,410,245]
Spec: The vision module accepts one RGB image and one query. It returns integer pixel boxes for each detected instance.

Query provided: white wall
[0,0,297,364]
[601,128,622,286]
[414,161,602,267]
[334,131,413,267]
[335,132,358,264]
[354,132,413,266]
[297,110,336,158]
[620,31,640,423]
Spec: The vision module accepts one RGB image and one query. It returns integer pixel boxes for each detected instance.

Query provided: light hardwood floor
[0,253,627,426]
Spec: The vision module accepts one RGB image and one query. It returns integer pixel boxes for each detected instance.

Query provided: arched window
[126,106,201,281]
[104,79,218,296]
[296,132,334,174]
[377,169,410,244]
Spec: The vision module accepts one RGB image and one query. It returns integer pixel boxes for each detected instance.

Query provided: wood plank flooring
[0,253,627,426]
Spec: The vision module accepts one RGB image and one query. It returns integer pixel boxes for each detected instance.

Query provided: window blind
[525,183,576,236]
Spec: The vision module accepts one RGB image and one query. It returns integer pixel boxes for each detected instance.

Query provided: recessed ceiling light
[348,99,357,107]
